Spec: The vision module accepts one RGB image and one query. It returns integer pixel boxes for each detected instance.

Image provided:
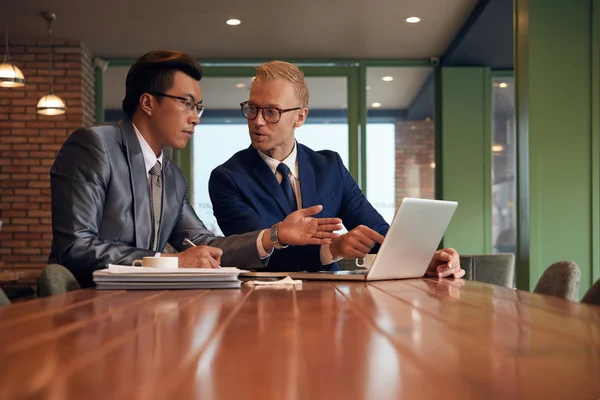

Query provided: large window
[491,77,516,255]
[365,67,435,223]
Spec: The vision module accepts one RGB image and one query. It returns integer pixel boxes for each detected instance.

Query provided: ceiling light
[382,76,394,82]
[37,12,66,116]
[0,27,26,87]
[498,82,508,88]
[235,83,245,88]
[226,19,241,26]
[405,16,421,23]
[371,102,381,108]
[492,144,504,152]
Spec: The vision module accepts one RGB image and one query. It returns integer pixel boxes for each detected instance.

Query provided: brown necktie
[148,161,162,251]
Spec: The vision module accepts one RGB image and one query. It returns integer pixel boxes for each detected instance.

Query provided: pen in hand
[183,238,222,269]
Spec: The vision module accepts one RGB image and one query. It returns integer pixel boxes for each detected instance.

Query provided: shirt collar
[132,123,164,173]
[258,141,298,179]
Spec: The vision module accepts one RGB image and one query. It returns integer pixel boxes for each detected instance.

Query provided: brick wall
[395,120,435,205]
[0,36,95,272]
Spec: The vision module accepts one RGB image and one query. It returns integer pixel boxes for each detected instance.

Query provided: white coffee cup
[132,256,178,269]
[355,254,377,270]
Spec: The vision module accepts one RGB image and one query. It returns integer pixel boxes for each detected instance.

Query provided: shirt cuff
[320,244,343,265]
[257,229,274,259]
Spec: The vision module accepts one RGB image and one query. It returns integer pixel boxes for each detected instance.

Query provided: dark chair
[459,253,515,287]
[459,255,474,280]
[533,261,581,301]
[581,277,600,306]
[0,287,10,307]
[37,264,81,297]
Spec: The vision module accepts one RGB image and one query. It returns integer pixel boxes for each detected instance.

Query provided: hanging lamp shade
[0,58,26,88]
[36,12,66,116]
[0,21,26,88]
[37,92,66,115]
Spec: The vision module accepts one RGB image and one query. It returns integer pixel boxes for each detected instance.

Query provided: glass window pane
[491,77,516,255]
[365,67,435,223]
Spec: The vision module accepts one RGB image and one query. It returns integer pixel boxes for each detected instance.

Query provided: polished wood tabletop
[0,278,599,399]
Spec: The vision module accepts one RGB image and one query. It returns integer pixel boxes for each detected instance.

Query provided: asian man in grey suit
[49,50,342,287]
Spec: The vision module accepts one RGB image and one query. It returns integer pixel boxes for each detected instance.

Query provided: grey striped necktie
[148,161,162,251]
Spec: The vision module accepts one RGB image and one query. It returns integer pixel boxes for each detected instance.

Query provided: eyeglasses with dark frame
[240,101,301,124]
[150,92,204,118]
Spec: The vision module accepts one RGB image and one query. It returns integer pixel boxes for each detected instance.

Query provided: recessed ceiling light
[371,102,382,108]
[492,144,504,152]
[382,76,394,82]
[235,83,245,88]
[405,16,421,23]
[226,19,241,26]
[499,82,508,88]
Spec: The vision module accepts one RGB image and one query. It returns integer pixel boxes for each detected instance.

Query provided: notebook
[93,264,246,289]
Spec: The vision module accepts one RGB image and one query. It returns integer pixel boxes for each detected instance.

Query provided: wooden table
[0,278,599,399]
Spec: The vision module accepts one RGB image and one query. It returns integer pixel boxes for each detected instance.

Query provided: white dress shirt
[133,123,164,177]
[257,142,342,265]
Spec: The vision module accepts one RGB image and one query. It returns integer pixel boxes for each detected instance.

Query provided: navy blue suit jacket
[208,144,389,272]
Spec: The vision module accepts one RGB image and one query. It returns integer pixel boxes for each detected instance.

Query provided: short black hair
[122,50,203,119]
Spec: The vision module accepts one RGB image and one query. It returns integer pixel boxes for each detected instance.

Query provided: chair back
[581,277,600,305]
[0,287,10,307]
[38,264,81,297]
[459,253,515,287]
[533,260,581,301]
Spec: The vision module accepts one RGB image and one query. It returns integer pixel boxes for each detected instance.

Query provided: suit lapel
[120,119,152,250]
[297,144,316,208]
[245,146,294,216]
[158,160,177,249]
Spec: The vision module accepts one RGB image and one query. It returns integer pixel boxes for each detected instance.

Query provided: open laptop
[240,198,458,281]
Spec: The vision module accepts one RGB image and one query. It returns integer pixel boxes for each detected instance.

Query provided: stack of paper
[93,264,247,289]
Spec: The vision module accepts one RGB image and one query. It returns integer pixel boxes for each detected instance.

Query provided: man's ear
[139,93,154,116]
[294,108,309,128]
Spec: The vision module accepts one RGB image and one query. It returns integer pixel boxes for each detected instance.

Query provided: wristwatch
[270,222,289,250]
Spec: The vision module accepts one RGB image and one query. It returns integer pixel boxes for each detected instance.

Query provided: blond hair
[255,60,310,107]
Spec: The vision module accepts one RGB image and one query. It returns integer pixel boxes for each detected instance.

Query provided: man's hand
[329,225,385,259]
[425,248,465,278]
[163,245,223,268]
[277,205,343,246]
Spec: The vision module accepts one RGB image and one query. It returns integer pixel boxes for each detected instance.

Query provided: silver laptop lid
[366,198,458,281]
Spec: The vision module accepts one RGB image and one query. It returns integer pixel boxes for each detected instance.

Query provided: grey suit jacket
[49,119,265,287]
